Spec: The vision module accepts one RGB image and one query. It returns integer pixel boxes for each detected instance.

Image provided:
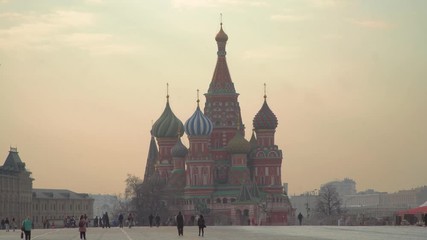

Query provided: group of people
[12,211,208,240]
[0,217,17,231]
[175,211,206,237]
[118,213,134,228]
[148,213,161,227]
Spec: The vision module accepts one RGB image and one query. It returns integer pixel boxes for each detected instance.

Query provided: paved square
[0,226,425,240]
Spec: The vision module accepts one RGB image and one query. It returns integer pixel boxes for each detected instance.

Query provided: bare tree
[125,174,142,200]
[316,184,342,218]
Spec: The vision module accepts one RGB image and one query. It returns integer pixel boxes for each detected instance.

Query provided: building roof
[32,189,92,200]
[152,98,184,138]
[171,137,188,158]
[249,130,258,150]
[215,23,228,42]
[226,131,251,154]
[143,133,158,182]
[1,147,27,173]
[236,184,254,202]
[184,104,213,136]
[253,98,278,130]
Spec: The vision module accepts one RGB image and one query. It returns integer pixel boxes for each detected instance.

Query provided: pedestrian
[12,218,17,231]
[78,215,87,240]
[103,212,110,228]
[176,211,184,236]
[155,214,160,227]
[298,212,303,226]
[118,213,124,228]
[21,216,32,240]
[148,213,154,227]
[5,217,10,232]
[127,213,134,228]
[424,214,427,227]
[197,215,206,237]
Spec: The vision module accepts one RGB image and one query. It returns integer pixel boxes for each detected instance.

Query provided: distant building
[323,178,356,197]
[381,187,427,208]
[32,189,94,228]
[290,193,317,224]
[291,178,427,225]
[89,194,120,218]
[0,148,94,228]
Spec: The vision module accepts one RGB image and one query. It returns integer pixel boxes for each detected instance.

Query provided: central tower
[204,23,244,173]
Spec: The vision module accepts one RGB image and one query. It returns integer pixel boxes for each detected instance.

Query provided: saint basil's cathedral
[143,23,294,225]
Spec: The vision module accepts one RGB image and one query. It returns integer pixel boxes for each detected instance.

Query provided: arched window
[268,151,278,157]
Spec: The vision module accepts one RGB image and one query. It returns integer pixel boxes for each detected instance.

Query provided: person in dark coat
[297,212,303,225]
[176,211,184,236]
[102,212,110,228]
[148,214,154,227]
[155,214,161,227]
[197,215,206,237]
[118,213,124,228]
[424,214,427,226]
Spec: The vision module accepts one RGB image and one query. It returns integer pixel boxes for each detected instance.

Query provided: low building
[32,189,94,228]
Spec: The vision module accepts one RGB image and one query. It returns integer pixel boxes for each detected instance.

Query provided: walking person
[103,212,110,228]
[5,217,10,232]
[297,212,303,226]
[12,218,17,231]
[424,214,427,227]
[118,213,124,228]
[127,213,134,228]
[148,214,154,227]
[176,211,184,236]
[197,215,206,237]
[78,215,87,240]
[21,216,32,240]
[155,214,160,227]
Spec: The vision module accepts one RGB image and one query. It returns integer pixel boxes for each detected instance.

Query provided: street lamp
[305,189,318,223]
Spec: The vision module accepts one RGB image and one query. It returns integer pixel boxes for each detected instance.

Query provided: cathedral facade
[143,24,293,225]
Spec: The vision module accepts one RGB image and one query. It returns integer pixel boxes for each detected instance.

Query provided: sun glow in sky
[1,0,426,195]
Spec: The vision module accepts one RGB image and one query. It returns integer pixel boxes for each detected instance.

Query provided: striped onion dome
[152,100,184,138]
[253,99,278,130]
[184,105,213,136]
[171,137,188,158]
[226,131,251,154]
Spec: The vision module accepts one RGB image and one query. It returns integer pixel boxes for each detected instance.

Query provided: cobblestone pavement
[0,225,425,240]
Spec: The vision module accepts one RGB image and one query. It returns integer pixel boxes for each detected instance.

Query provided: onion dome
[184,90,213,136]
[226,131,251,154]
[152,97,184,138]
[253,88,278,130]
[215,23,228,42]
[171,137,188,158]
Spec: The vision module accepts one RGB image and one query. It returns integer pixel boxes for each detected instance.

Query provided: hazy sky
[1,0,426,196]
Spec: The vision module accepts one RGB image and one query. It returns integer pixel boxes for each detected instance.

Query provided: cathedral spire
[143,131,158,183]
[207,19,235,95]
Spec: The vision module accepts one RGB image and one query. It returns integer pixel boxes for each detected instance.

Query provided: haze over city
[1,0,426,196]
